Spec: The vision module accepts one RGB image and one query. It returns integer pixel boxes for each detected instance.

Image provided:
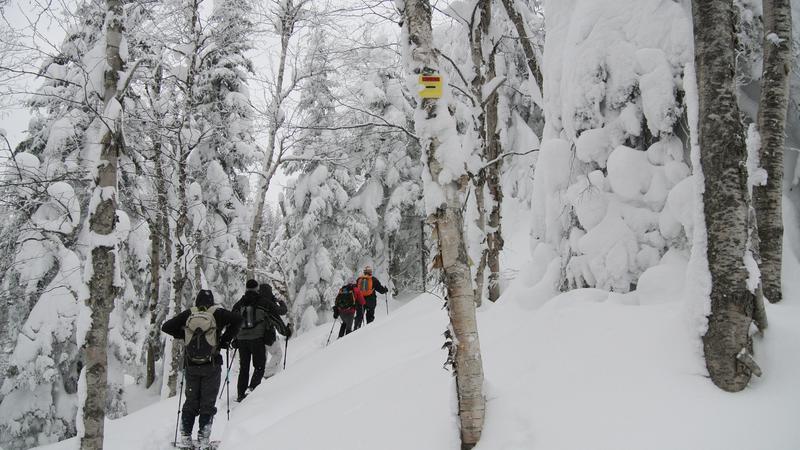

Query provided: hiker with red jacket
[333,278,365,338]
[161,289,241,449]
[354,265,388,329]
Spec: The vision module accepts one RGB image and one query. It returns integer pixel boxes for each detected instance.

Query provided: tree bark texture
[469,0,503,304]
[146,65,168,389]
[499,0,543,99]
[692,0,758,392]
[753,0,792,303]
[80,0,123,447]
[400,0,485,447]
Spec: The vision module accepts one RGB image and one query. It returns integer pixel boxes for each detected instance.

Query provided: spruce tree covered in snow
[192,0,256,305]
[535,0,696,294]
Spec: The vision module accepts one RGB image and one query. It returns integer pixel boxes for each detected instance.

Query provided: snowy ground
[35,269,800,449]
[35,200,800,449]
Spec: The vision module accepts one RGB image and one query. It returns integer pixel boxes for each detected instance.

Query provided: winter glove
[219,339,230,350]
[285,323,294,339]
[332,309,339,319]
[230,339,239,349]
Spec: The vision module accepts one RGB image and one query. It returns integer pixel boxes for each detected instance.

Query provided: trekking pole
[173,355,186,446]
[283,335,289,370]
[385,292,389,316]
[325,318,338,346]
[219,347,238,400]
[225,349,231,421]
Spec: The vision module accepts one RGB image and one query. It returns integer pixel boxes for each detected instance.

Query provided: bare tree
[398,0,485,447]
[246,0,311,277]
[692,0,761,392]
[753,0,792,304]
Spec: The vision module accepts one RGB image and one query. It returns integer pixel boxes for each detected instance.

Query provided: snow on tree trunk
[398,0,485,447]
[753,0,792,304]
[692,0,758,392]
[499,0,543,104]
[80,0,124,447]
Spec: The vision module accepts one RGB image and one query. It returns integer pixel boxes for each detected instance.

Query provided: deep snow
[33,226,800,450]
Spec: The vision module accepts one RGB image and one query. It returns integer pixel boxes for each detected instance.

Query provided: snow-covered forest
[0,0,798,449]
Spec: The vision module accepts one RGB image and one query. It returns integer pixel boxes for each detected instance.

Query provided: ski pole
[283,335,289,370]
[219,347,238,400]
[385,292,389,316]
[225,349,231,421]
[173,355,186,446]
[326,318,338,346]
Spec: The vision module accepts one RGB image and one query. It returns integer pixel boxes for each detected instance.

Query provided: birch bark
[692,0,759,392]
[81,0,123,447]
[399,0,485,446]
[753,0,792,304]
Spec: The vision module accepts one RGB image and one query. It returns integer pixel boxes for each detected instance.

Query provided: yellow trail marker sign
[418,74,443,99]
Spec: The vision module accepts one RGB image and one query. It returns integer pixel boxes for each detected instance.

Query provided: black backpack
[183,305,219,364]
[335,285,356,310]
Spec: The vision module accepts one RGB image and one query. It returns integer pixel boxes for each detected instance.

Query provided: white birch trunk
[753,0,792,303]
[399,0,485,447]
[692,0,759,392]
[80,0,123,447]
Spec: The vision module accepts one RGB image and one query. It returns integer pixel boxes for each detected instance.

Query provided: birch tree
[81,0,124,445]
[246,0,311,276]
[753,0,792,304]
[398,0,485,446]
[692,0,760,392]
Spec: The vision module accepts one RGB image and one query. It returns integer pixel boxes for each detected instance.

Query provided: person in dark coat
[354,265,389,329]
[161,289,241,448]
[333,278,365,338]
[231,279,286,401]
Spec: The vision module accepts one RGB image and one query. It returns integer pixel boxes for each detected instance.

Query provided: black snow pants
[338,312,355,338]
[237,338,266,397]
[364,296,377,324]
[181,362,221,434]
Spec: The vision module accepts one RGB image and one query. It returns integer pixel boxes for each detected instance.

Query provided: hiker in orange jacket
[354,266,388,329]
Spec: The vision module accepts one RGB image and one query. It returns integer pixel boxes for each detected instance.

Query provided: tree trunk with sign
[398,0,485,448]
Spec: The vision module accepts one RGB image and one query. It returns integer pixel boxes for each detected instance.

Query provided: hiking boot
[176,432,193,448]
[236,392,247,402]
[198,427,211,448]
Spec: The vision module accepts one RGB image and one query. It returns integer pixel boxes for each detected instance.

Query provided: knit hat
[195,289,214,307]
[347,277,357,285]
[259,283,273,298]
[246,279,259,292]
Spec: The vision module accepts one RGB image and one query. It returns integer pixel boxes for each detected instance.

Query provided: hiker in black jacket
[231,279,286,401]
[161,289,241,449]
[259,282,293,378]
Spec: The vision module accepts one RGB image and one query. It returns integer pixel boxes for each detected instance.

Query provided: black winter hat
[259,283,273,297]
[246,279,259,292]
[195,289,214,307]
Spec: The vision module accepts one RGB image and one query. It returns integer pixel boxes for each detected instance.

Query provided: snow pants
[181,363,221,434]
[364,297,377,324]
[338,312,355,337]
[237,338,266,397]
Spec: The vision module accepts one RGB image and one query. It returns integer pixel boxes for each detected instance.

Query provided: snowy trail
[34,276,800,450]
